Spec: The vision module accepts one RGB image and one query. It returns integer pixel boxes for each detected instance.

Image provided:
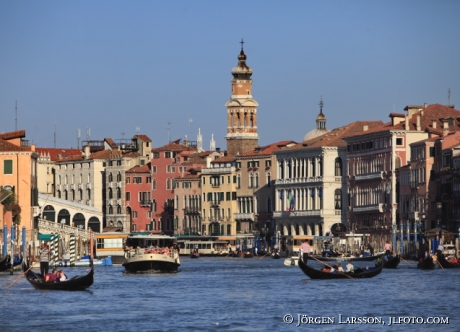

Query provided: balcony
[273,210,321,218]
[210,200,221,207]
[353,203,383,213]
[275,177,323,185]
[202,166,235,175]
[355,172,383,181]
[234,212,255,220]
[211,183,220,188]
[86,183,91,189]
[140,200,152,207]
[184,207,200,214]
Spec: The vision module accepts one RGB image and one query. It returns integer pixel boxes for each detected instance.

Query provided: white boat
[284,256,299,266]
[57,255,113,267]
[122,234,180,273]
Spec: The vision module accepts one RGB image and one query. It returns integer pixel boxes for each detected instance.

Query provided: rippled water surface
[1,257,458,331]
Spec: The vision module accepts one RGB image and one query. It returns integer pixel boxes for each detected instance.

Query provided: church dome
[231,50,252,78]
[303,97,330,142]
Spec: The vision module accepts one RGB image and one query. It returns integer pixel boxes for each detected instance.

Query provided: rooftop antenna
[189,118,193,139]
[54,122,57,148]
[77,128,81,149]
[167,122,171,143]
[86,127,91,140]
[448,88,451,105]
[15,101,17,131]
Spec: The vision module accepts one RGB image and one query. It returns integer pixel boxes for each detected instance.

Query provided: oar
[5,263,36,290]
[259,252,270,259]
[433,254,444,269]
[309,256,354,279]
[399,255,413,267]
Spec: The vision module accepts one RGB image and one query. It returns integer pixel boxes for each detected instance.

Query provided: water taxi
[122,234,180,273]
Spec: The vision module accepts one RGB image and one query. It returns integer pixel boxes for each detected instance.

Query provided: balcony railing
[210,200,221,206]
[140,200,152,207]
[202,166,235,175]
[275,177,323,185]
[273,210,321,218]
[234,213,255,220]
[352,203,383,213]
[355,172,383,181]
[184,207,200,214]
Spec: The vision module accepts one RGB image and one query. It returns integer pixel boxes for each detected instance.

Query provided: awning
[293,235,314,240]
[218,237,236,241]
[38,233,59,241]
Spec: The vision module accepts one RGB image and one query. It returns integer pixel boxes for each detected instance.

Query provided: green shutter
[4,160,13,174]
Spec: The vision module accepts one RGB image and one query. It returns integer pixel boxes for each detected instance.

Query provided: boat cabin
[125,234,176,249]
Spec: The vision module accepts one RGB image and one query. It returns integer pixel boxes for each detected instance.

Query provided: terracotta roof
[134,134,152,142]
[238,140,297,157]
[0,139,30,152]
[88,149,139,160]
[0,130,25,140]
[151,139,196,153]
[211,155,236,163]
[346,104,460,138]
[281,121,384,151]
[126,163,151,173]
[104,138,118,148]
[36,148,82,161]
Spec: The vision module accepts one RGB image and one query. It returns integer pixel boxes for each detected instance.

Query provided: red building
[125,163,153,232]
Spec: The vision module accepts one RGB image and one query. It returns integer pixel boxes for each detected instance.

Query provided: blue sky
[1,1,459,150]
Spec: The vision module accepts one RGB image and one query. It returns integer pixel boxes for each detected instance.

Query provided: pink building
[125,163,153,233]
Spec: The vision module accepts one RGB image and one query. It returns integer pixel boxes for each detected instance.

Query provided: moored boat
[190,251,199,259]
[0,255,9,272]
[310,253,384,262]
[298,258,383,279]
[243,251,253,258]
[122,234,180,273]
[435,253,460,269]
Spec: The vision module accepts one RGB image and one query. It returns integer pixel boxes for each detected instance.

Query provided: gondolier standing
[39,242,50,277]
[301,239,310,262]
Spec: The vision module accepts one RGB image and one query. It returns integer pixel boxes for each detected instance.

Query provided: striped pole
[70,233,76,267]
[49,233,55,268]
[54,233,59,268]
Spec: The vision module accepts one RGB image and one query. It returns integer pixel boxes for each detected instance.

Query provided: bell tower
[225,40,259,156]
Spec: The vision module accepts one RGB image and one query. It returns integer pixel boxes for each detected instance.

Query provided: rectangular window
[126,177,130,184]
[226,192,230,201]
[126,192,130,201]
[232,192,236,200]
[3,160,13,174]
[396,138,403,146]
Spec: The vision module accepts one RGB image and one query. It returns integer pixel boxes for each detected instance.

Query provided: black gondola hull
[123,260,179,273]
[382,255,400,269]
[417,257,435,270]
[25,268,94,290]
[298,258,383,279]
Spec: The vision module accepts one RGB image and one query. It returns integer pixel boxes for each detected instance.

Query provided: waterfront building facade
[344,104,460,249]
[125,163,152,232]
[235,141,296,236]
[0,130,38,240]
[274,121,383,237]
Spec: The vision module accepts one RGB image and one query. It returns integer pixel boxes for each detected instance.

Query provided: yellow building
[0,130,38,241]
[201,156,238,236]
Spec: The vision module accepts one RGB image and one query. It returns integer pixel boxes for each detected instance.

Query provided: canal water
[0,257,458,331]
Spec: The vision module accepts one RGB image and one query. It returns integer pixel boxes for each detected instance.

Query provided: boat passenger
[437,243,444,256]
[59,270,68,281]
[337,263,344,272]
[367,244,374,256]
[346,260,354,273]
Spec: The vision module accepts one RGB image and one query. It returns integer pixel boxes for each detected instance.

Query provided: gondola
[190,252,200,259]
[435,253,460,269]
[0,255,10,272]
[417,256,435,270]
[243,252,253,258]
[271,252,281,259]
[310,253,384,262]
[376,254,400,269]
[298,258,383,279]
[23,263,94,290]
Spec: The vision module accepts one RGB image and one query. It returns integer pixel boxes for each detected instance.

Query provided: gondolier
[39,242,50,277]
[301,239,310,262]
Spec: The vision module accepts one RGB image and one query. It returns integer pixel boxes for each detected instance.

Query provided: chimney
[363,125,369,131]
[442,119,449,137]
[405,116,409,130]
[31,143,36,152]
[84,145,90,159]
[432,120,437,129]
[416,115,421,131]
[424,103,428,109]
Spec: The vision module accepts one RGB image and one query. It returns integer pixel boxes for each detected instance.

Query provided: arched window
[108,173,113,182]
[117,172,122,182]
[117,205,122,214]
[335,189,342,210]
[335,158,342,176]
[266,172,271,187]
[254,173,259,188]
[57,190,61,199]
[108,188,113,199]
[166,178,171,190]
[117,188,121,199]
[108,205,113,214]
[64,190,68,200]
[152,179,156,190]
